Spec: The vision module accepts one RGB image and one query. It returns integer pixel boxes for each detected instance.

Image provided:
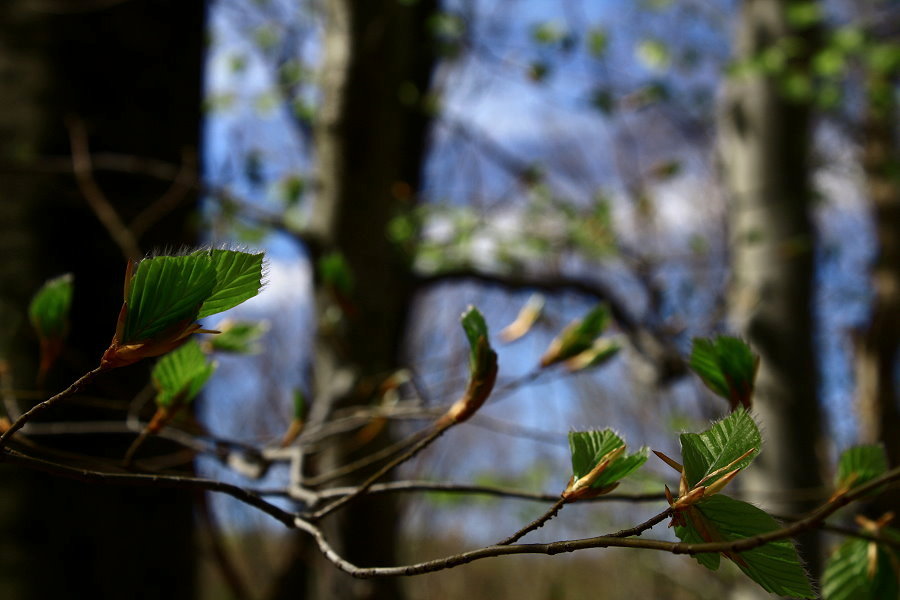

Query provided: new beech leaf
[208,319,269,354]
[193,249,265,318]
[689,336,758,409]
[540,304,611,366]
[568,429,647,490]
[822,535,900,600]
[675,495,814,598]
[123,255,217,343]
[29,273,74,340]
[680,408,760,489]
[835,444,888,495]
[152,339,216,408]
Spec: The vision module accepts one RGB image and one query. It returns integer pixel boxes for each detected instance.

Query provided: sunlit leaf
[834,444,888,496]
[152,339,216,408]
[123,256,217,343]
[568,429,647,493]
[194,249,265,318]
[822,535,900,600]
[540,304,610,367]
[207,319,269,354]
[675,495,814,598]
[680,409,760,489]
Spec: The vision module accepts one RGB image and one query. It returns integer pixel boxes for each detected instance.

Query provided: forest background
[0,0,897,599]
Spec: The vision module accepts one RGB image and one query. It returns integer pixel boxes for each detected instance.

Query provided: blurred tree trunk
[0,2,205,599]
[855,56,899,462]
[718,0,824,584]
[266,1,437,599]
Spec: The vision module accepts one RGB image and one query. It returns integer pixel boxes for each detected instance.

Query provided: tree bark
[0,2,205,598]
[266,1,437,599]
[718,0,824,584]
[855,63,900,458]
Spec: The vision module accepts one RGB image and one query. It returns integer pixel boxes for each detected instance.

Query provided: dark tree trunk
[718,0,824,586]
[0,2,205,598]
[267,1,437,599]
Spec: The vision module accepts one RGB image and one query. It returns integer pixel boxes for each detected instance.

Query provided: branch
[67,118,143,260]
[496,496,567,545]
[0,366,103,452]
[0,448,296,528]
[293,467,900,578]
[307,421,453,520]
[415,267,687,383]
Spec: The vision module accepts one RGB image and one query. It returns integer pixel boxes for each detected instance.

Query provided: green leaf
[587,28,609,58]
[676,495,815,598]
[460,306,493,373]
[835,444,888,494]
[568,429,647,489]
[29,274,74,340]
[689,336,758,408]
[124,256,217,343]
[565,338,620,372]
[152,339,217,408]
[636,38,670,70]
[540,304,611,366]
[674,513,720,569]
[680,409,760,489]
[317,251,354,295]
[207,319,269,354]
[292,389,307,420]
[822,536,900,600]
[193,249,265,318]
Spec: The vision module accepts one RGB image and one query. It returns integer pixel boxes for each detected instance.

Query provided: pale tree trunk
[855,68,899,454]
[0,2,204,598]
[718,0,824,585]
[855,44,899,513]
[266,1,437,599]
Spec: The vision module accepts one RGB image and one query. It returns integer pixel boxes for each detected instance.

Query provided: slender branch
[497,496,567,545]
[67,118,143,260]
[0,448,296,528]
[302,427,431,487]
[294,466,900,578]
[415,267,687,382]
[308,421,453,520]
[312,480,666,504]
[0,366,103,452]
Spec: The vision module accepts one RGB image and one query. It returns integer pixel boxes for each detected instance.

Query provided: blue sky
[198,0,876,538]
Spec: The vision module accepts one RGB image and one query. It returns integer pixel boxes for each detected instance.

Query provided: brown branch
[496,496,567,545]
[0,366,103,452]
[66,118,143,260]
[293,467,900,579]
[308,421,453,520]
[0,447,296,528]
[415,267,687,383]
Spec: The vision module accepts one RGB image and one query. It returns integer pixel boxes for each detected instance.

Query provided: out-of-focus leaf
[689,336,759,409]
[152,339,217,408]
[540,304,610,367]
[207,319,269,354]
[499,294,544,343]
[833,444,888,498]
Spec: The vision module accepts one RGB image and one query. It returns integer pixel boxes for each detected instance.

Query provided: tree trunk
[718,0,824,583]
[855,44,899,508]
[0,2,205,598]
[267,1,437,599]
[855,67,899,453]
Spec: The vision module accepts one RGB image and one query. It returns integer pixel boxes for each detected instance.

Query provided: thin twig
[1,448,296,528]
[308,421,453,520]
[497,496,567,545]
[294,467,900,578]
[67,118,142,260]
[0,366,103,452]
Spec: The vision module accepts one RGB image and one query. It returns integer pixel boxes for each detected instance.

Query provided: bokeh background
[1,0,897,598]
